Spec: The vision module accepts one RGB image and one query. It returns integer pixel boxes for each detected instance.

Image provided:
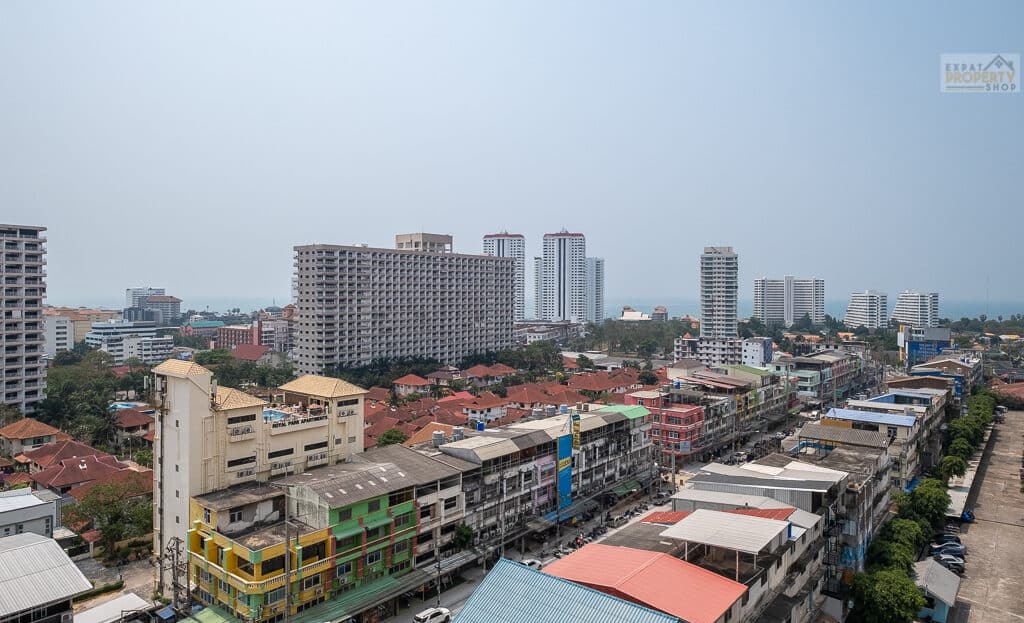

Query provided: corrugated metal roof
[454,559,678,623]
[74,593,151,623]
[798,423,891,448]
[826,407,917,428]
[914,559,961,606]
[689,472,838,493]
[659,508,790,553]
[543,544,746,623]
[670,489,792,509]
[593,405,650,420]
[0,533,92,617]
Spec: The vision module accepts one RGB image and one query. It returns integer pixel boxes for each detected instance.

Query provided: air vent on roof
[79,460,87,470]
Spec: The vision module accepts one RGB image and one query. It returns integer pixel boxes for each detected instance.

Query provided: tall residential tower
[891,291,939,328]
[483,232,526,321]
[586,257,605,323]
[1,224,46,414]
[293,233,515,374]
[753,276,825,326]
[534,230,587,322]
[845,290,888,329]
[699,247,739,338]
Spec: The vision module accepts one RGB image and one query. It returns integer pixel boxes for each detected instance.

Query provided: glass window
[365,550,382,565]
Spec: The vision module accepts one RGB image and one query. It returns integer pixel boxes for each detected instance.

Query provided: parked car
[413,607,451,623]
[932,554,965,573]
[931,542,967,557]
[609,515,629,528]
[518,559,543,570]
[652,492,672,504]
[932,533,962,545]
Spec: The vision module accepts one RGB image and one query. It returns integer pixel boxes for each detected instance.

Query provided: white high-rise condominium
[1,224,46,414]
[700,246,739,338]
[293,233,515,374]
[534,230,587,322]
[483,232,526,321]
[125,286,164,309]
[845,290,888,329]
[753,276,825,326]
[892,291,939,328]
[586,257,605,323]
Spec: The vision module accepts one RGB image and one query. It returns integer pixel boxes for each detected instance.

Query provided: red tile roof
[68,468,153,501]
[81,529,102,544]
[438,391,475,403]
[231,344,271,362]
[1,472,33,487]
[992,381,1024,400]
[458,392,510,411]
[111,365,132,378]
[19,440,111,471]
[543,544,747,623]
[640,511,692,525]
[32,455,131,490]
[113,408,155,430]
[393,374,431,387]
[0,418,61,440]
[142,431,155,443]
[365,387,391,402]
[567,369,641,393]
[562,356,580,370]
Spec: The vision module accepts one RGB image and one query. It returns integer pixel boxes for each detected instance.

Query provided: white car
[518,558,543,570]
[413,607,451,623]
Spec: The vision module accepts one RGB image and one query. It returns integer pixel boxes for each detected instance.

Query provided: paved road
[73,558,155,613]
[953,409,1024,623]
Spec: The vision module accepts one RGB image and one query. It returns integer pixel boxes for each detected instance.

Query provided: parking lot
[953,409,1024,623]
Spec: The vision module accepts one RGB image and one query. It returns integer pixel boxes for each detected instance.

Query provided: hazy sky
[3,1,1021,311]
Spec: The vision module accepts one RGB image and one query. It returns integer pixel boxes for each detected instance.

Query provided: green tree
[53,350,83,366]
[877,518,926,550]
[638,370,659,386]
[194,349,233,366]
[866,538,916,574]
[453,524,474,550]
[937,455,968,482]
[65,479,152,555]
[576,354,594,370]
[947,438,974,461]
[133,449,153,468]
[851,569,926,623]
[0,404,23,427]
[910,479,952,528]
[376,428,409,447]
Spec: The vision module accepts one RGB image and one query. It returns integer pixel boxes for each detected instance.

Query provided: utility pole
[435,545,442,607]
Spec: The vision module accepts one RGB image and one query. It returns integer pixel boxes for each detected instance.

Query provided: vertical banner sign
[571,412,581,450]
[557,434,573,510]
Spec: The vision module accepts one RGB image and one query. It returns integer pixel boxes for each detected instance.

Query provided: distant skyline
[3,1,1022,311]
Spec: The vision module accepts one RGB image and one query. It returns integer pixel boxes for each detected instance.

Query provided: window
[217,578,230,594]
[203,509,211,524]
[262,555,284,574]
[229,509,243,523]
[175,489,180,498]
[337,508,352,521]
[444,497,458,511]
[365,550,382,565]
[304,441,328,452]
[227,413,257,424]
[336,534,360,551]
[367,499,381,512]
[303,541,326,561]
[336,561,353,578]
[348,436,356,443]
[393,541,408,555]
[394,513,412,528]
[337,399,358,407]
[302,575,320,590]
[226,455,256,468]
[266,586,285,604]
[15,524,24,534]
[268,447,294,459]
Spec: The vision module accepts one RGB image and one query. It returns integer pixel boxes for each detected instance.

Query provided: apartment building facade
[43,315,72,359]
[891,291,939,328]
[151,361,367,595]
[483,232,526,321]
[187,444,472,623]
[437,404,655,552]
[585,257,605,323]
[699,246,738,339]
[844,290,888,330]
[1,224,46,414]
[534,230,587,322]
[293,237,515,375]
[85,319,173,364]
[753,276,825,327]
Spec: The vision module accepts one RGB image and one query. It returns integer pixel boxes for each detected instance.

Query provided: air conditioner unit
[315,588,324,596]
[61,614,72,623]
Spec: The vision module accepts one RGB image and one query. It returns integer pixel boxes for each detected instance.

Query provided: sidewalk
[380,565,486,622]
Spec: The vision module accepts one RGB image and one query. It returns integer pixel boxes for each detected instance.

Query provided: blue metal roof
[454,559,678,623]
[826,407,917,428]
